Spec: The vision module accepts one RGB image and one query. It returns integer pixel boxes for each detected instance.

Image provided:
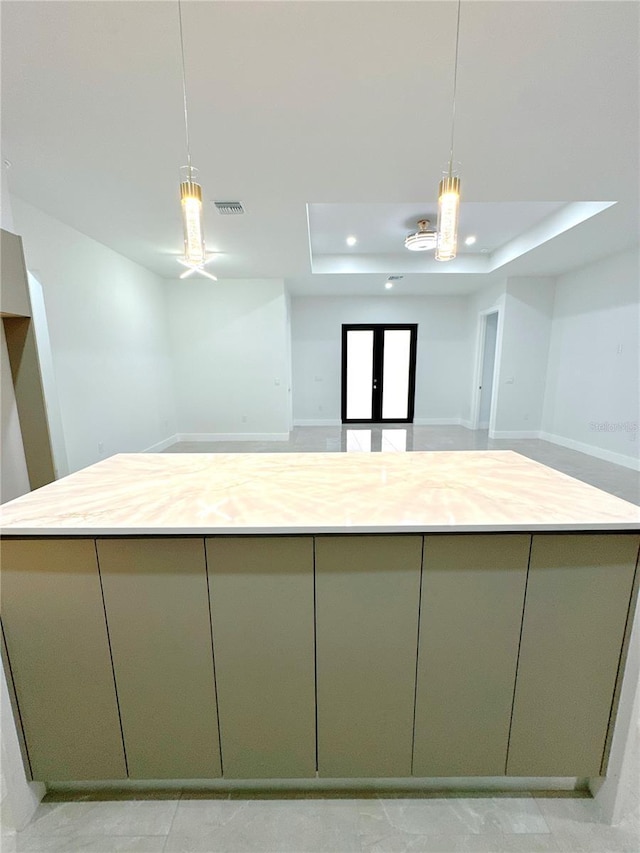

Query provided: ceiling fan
[177,255,218,281]
[404,219,438,252]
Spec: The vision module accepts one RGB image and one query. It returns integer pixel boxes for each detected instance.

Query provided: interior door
[478,311,498,428]
[341,324,417,423]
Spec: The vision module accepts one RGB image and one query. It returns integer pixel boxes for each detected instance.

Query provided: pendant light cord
[178,0,192,179]
[447,0,462,177]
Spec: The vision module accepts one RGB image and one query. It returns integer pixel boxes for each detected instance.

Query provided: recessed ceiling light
[385,280,393,290]
[346,235,357,247]
[464,235,477,246]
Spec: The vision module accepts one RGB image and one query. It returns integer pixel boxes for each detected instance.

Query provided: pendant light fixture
[436,0,462,262]
[176,1,216,281]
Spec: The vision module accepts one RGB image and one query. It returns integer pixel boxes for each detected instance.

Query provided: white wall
[11,197,177,472]
[542,249,640,468]
[291,296,471,425]
[493,277,555,437]
[165,278,290,438]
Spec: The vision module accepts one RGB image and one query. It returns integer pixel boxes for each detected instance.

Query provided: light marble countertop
[0,451,638,536]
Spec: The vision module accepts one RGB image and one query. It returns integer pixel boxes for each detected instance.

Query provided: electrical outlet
[241,415,248,423]
[97,442,104,455]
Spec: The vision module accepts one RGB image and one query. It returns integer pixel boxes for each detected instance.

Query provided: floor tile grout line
[161,796,180,852]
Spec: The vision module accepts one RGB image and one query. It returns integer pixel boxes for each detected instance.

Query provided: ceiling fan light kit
[404,219,438,252]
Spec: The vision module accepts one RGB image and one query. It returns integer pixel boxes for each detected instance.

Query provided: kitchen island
[1,451,638,785]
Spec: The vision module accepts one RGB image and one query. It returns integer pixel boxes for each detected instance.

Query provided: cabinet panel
[315,535,422,777]
[414,534,530,776]
[507,534,639,777]
[97,538,221,779]
[0,539,126,780]
[206,537,315,778]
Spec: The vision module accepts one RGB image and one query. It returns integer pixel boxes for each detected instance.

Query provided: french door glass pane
[381,330,411,420]
[346,330,374,420]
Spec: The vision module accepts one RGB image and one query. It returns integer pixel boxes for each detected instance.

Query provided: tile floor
[165,425,640,505]
[2,426,638,852]
[2,784,639,853]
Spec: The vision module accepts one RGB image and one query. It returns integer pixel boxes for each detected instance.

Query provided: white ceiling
[2,1,638,296]
[308,202,566,256]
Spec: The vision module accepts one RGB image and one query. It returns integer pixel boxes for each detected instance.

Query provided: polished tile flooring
[2,783,639,853]
[2,426,638,851]
[166,425,640,505]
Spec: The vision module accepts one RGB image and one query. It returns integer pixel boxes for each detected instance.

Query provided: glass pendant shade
[435,174,461,262]
[180,171,206,265]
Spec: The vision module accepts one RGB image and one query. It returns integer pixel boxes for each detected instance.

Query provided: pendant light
[176,1,216,281]
[436,0,462,262]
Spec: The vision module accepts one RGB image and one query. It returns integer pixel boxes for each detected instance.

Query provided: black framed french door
[341,324,418,424]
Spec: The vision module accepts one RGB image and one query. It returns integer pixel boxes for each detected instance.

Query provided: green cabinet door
[206,536,315,778]
[315,535,422,778]
[0,539,127,780]
[97,538,222,779]
[507,533,639,777]
[413,534,530,776]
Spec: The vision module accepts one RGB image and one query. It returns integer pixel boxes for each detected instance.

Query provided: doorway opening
[476,311,498,429]
[341,324,417,424]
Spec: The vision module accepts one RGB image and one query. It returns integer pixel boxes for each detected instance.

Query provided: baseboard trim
[47,775,583,795]
[143,435,179,453]
[489,430,542,440]
[539,431,640,471]
[175,432,290,443]
[293,419,342,427]
[413,418,467,427]
[294,419,470,428]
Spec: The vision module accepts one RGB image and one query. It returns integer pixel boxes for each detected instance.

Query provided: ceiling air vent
[214,201,245,215]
